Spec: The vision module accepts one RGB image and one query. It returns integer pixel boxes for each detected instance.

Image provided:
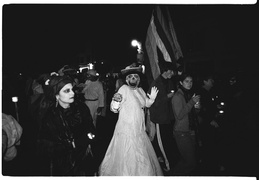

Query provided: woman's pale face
[180,76,193,90]
[56,83,75,108]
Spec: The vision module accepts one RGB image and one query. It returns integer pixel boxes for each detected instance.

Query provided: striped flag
[144,6,183,85]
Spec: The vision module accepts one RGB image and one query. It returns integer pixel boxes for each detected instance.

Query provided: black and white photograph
[2,1,258,178]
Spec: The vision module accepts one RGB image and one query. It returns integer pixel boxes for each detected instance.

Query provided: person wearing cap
[36,75,97,175]
[99,63,163,176]
[82,69,105,127]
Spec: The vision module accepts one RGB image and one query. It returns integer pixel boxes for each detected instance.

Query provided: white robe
[99,85,163,176]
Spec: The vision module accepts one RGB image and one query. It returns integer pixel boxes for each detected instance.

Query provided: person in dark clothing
[36,75,97,175]
[147,62,178,174]
[196,75,222,174]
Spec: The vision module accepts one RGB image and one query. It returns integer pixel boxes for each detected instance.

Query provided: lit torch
[131,39,144,64]
[131,39,142,54]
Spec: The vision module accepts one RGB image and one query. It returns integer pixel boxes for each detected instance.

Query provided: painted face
[56,83,75,108]
[126,74,140,88]
[180,76,193,90]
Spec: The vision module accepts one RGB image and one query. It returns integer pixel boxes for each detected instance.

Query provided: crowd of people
[2,62,258,176]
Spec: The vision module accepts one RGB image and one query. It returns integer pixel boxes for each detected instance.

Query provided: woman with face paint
[99,64,163,176]
[171,73,200,175]
[36,75,96,175]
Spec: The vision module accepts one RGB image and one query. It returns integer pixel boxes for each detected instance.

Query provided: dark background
[3,4,258,76]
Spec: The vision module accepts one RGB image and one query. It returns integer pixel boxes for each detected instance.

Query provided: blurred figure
[2,113,23,162]
[36,75,97,175]
[196,74,224,174]
[99,64,163,176]
[147,62,178,174]
[171,73,200,175]
[28,73,57,132]
[82,69,105,127]
[29,73,51,104]
[115,76,124,92]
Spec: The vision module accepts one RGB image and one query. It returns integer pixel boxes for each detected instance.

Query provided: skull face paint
[126,74,140,88]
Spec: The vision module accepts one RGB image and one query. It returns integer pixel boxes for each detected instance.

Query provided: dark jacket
[149,75,174,124]
[37,100,96,175]
[196,87,217,124]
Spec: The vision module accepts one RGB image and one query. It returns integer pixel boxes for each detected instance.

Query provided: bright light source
[141,65,145,74]
[219,110,224,114]
[79,67,88,73]
[131,40,139,47]
[87,133,95,139]
[89,63,94,70]
[12,97,18,102]
[220,102,225,106]
[131,39,143,54]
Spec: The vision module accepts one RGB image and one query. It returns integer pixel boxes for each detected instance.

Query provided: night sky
[2,4,258,76]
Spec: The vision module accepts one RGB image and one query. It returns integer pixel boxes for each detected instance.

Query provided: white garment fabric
[2,113,23,161]
[99,85,163,176]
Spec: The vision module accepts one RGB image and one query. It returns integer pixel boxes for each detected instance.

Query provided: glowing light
[79,67,88,73]
[131,39,142,53]
[87,133,95,139]
[220,102,225,106]
[89,63,94,70]
[131,40,139,47]
[219,110,224,114]
[141,65,145,74]
[12,97,18,102]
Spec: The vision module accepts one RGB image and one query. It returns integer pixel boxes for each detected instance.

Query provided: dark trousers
[173,131,197,175]
[152,124,179,170]
[199,124,220,172]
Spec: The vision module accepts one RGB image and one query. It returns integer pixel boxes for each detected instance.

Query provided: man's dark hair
[159,61,175,73]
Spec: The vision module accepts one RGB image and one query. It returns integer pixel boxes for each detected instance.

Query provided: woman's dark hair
[45,75,73,102]
[37,75,74,125]
[159,61,175,73]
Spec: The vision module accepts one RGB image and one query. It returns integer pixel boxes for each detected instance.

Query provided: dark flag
[144,6,183,85]
[145,6,184,171]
